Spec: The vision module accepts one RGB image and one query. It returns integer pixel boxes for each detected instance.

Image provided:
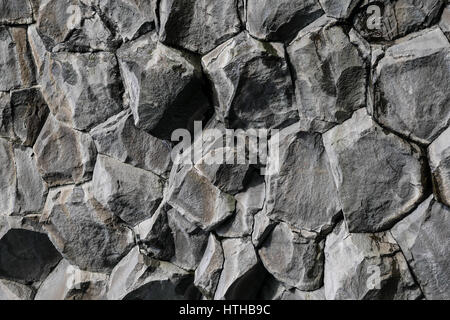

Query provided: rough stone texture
[0,0,449,301]
[373,28,450,145]
[202,32,298,130]
[391,196,450,300]
[324,222,422,300]
[324,109,427,233]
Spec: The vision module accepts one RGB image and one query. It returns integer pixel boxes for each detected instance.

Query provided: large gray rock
[353,0,444,41]
[287,20,367,133]
[0,93,13,140]
[214,238,266,300]
[0,279,34,300]
[41,183,135,273]
[246,0,323,42]
[0,0,33,25]
[259,222,324,291]
[0,139,17,216]
[318,0,361,19]
[323,109,427,233]
[117,32,210,140]
[107,246,200,300]
[35,259,109,300]
[33,115,97,186]
[92,155,163,227]
[391,196,450,300]
[202,32,297,130]
[324,222,422,300]
[428,127,450,207]
[194,234,224,299]
[265,124,341,233]
[440,4,450,40]
[90,110,172,177]
[0,228,61,283]
[373,28,450,145]
[167,166,236,231]
[158,0,241,54]
[0,26,36,91]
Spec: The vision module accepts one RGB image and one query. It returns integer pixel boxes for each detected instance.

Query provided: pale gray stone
[0,139,16,216]
[391,196,450,300]
[440,4,450,39]
[0,279,34,300]
[324,222,422,300]
[259,276,326,300]
[323,109,427,233]
[428,127,450,206]
[252,210,276,248]
[202,32,297,130]
[318,0,360,19]
[0,0,33,25]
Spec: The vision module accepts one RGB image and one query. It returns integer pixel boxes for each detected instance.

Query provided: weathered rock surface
[92,155,163,226]
[288,20,367,132]
[246,0,323,42]
[440,4,450,39]
[0,279,34,300]
[428,127,450,206]
[318,0,360,19]
[252,210,276,248]
[324,222,422,300]
[34,115,97,186]
[107,246,200,300]
[202,32,297,130]
[373,28,450,145]
[391,196,450,300]
[259,276,326,300]
[0,139,17,216]
[0,0,34,25]
[41,183,134,273]
[158,0,241,55]
[117,32,210,139]
[353,0,444,41]
[323,109,427,233]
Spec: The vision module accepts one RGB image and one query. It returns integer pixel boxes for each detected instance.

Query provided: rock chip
[287,20,367,132]
[202,32,297,130]
[391,196,450,300]
[41,183,135,273]
[428,127,450,206]
[117,32,210,140]
[246,0,323,42]
[323,109,427,233]
[373,28,450,145]
[324,222,422,300]
[158,0,241,54]
[34,115,97,186]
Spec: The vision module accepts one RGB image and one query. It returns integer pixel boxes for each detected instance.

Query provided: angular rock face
[259,222,325,291]
[391,196,450,300]
[323,109,427,233]
[373,28,450,145]
[0,139,17,216]
[324,222,422,300]
[246,0,323,42]
[0,0,34,25]
[34,115,97,186]
[117,32,210,139]
[158,0,241,55]
[0,279,34,300]
[202,32,297,130]
[353,0,444,41]
[41,183,134,273]
[318,0,361,19]
[288,21,368,133]
[440,4,450,39]
[428,127,450,206]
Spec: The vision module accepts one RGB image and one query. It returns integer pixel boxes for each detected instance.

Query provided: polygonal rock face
[373,28,450,145]
[117,32,210,140]
[167,166,236,231]
[265,124,341,233]
[440,4,450,40]
[34,115,97,186]
[35,259,109,300]
[0,229,61,283]
[92,155,163,227]
[158,0,241,55]
[107,246,200,300]
[214,238,266,300]
[0,0,33,25]
[37,50,124,131]
[318,0,360,19]
[246,0,323,42]
[259,222,324,291]
[41,183,134,273]
[323,109,427,233]
[0,139,17,216]
[353,0,444,41]
[0,26,36,91]
[0,279,34,300]
[324,222,422,300]
[428,127,450,206]
[202,32,297,130]
[287,21,367,133]
[391,196,450,300]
